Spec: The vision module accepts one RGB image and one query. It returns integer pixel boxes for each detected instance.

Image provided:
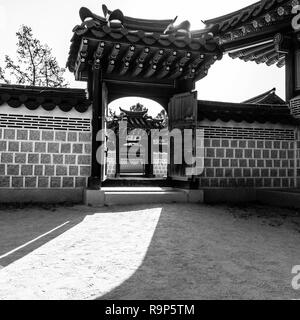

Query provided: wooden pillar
[146,132,154,178]
[115,132,120,178]
[88,68,103,189]
[286,41,300,102]
[286,49,296,101]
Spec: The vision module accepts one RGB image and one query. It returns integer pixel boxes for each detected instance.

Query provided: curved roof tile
[197,99,297,125]
[0,84,91,113]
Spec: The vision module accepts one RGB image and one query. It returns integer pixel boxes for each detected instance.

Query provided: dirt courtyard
[0,202,300,300]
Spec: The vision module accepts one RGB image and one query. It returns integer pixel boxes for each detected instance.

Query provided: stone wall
[197,121,297,188]
[0,105,92,189]
[106,151,168,178]
[1,103,299,191]
[153,152,168,177]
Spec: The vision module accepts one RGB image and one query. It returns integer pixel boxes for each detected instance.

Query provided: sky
[0,0,286,116]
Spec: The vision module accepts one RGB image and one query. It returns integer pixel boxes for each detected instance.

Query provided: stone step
[84,188,203,206]
[104,189,188,206]
[102,178,170,188]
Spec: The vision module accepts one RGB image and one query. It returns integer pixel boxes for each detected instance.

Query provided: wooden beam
[75,39,89,80]
[252,17,266,29]
[110,43,121,60]
[230,43,274,59]
[152,49,165,64]
[274,33,292,54]
[94,41,105,70]
[255,48,276,63]
[266,53,280,66]
[277,56,285,68]
[138,47,150,63]
[221,21,291,51]
[178,52,192,67]
[107,59,116,74]
[119,61,131,76]
[165,50,178,66]
[145,133,154,178]
[286,48,296,101]
[119,45,135,75]
[115,133,120,178]
[106,43,121,74]
[88,68,102,189]
[129,46,151,77]
[144,64,157,78]
[156,65,171,79]
[132,62,144,77]
[184,66,197,79]
[169,65,183,79]
[182,55,204,79]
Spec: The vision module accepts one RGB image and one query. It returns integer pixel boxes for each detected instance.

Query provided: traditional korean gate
[67,4,221,189]
[168,91,198,183]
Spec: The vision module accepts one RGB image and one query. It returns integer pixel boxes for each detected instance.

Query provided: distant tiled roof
[197,99,297,125]
[0,84,91,113]
[119,107,148,118]
[243,88,286,104]
[108,108,164,131]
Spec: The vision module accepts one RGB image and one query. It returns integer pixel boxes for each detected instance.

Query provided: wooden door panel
[168,91,197,180]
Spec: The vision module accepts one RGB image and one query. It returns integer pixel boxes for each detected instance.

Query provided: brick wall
[1,105,298,190]
[107,151,116,178]
[197,124,296,188]
[0,110,92,189]
[296,129,300,188]
[106,151,168,178]
[153,152,168,177]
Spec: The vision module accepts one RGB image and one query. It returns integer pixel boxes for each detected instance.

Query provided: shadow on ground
[0,203,300,299]
[0,204,91,268]
[97,204,300,300]
[0,203,164,269]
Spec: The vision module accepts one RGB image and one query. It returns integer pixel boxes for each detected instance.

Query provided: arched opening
[105,97,168,181]
[108,97,167,119]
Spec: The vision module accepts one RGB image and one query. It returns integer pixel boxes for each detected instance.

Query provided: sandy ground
[0,202,300,300]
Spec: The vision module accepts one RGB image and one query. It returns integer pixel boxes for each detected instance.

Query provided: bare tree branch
[1,25,68,87]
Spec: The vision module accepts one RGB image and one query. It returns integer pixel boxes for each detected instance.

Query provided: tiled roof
[228,38,286,68]
[197,99,297,125]
[108,109,164,131]
[0,84,91,113]
[67,5,222,82]
[243,88,286,104]
[203,0,294,68]
[205,0,290,33]
[71,6,217,51]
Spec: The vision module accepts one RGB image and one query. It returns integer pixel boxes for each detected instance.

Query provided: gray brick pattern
[0,114,91,131]
[0,128,92,188]
[199,138,296,188]
[106,152,168,178]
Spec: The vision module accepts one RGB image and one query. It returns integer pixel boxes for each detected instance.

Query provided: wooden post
[146,132,154,178]
[115,132,120,178]
[88,68,102,189]
[286,48,296,101]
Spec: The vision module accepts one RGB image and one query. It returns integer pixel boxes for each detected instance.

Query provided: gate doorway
[106,99,168,179]
[67,4,222,189]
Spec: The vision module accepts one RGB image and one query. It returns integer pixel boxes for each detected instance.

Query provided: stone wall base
[0,188,84,204]
[204,188,257,204]
[256,190,300,209]
[0,188,299,209]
